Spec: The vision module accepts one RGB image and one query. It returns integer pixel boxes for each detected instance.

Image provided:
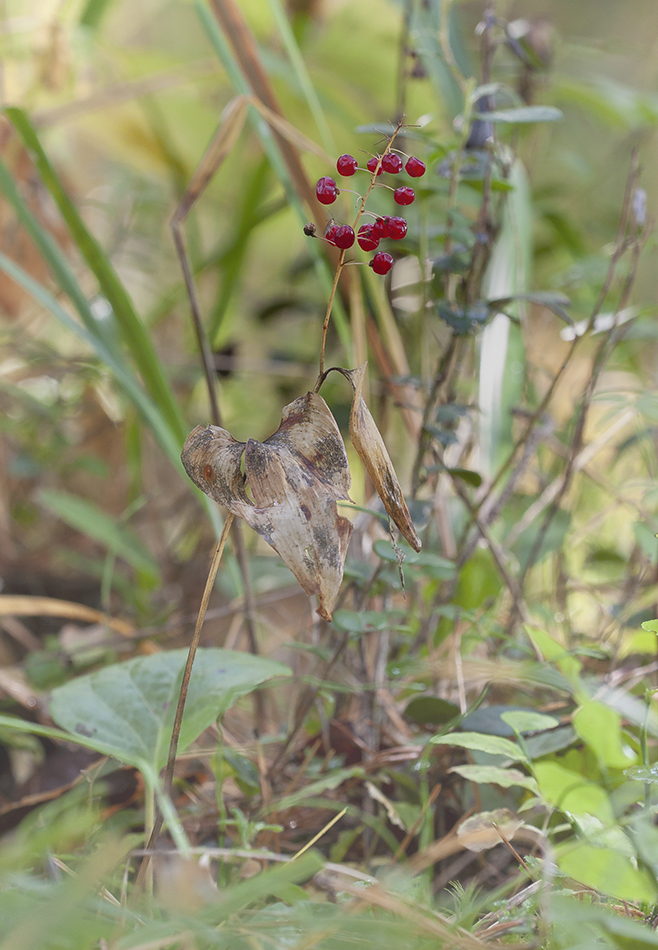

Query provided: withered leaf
[181,392,353,621]
[345,363,421,552]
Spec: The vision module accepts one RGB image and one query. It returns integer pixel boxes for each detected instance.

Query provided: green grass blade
[0,248,184,468]
[38,489,161,580]
[265,0,336,156]
[0,154,106,341]
[5,107,187,444]
[195,0,351,355]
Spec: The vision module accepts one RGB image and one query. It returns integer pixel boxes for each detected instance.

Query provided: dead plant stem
[136,515,233,887]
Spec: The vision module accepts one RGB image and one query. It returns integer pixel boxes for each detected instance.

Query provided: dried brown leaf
[344,363,421,551]
[182,392,353,621]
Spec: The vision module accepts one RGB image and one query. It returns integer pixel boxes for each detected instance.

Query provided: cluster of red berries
[307,150,426,275]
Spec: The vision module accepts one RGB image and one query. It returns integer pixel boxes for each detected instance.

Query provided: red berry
[333,225,355,249]
[387,216,407,239]
[357,225,379,251]
[394,186,415,206]
[369,252,394,275]
[405,156,426,178]
[316,176,338,205]
[381,153,403,174]
[336,154,358,176]
[367,156,383,176]
[372,216,390,240]
[324,224,339,245]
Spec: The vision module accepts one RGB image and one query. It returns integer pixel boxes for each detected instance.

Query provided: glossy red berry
[324,224,339,245]
[316,176,338,205]
[333,225,355,249]
[372,216,390,240]
[357,225,379,251]
[336,154,358,176]
[369,251,394,275]
[387,216,407,239]
[381,153,403,174]
[394,186,415,206]
[367,156,383,176]
[405,156,426,178]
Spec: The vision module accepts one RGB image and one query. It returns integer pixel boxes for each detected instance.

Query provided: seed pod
[182,392,354,621]
[344,363,421,552]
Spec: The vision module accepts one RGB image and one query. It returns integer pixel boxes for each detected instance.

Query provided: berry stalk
[315,116,406,389]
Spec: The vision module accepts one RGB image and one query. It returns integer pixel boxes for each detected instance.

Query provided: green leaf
[641,619,658,633]
[405,696,460,727]
[273,767,365,812]
[455,549,502,610]
[525,626,583,687]
[534,761,614,823]
[38,488,160,581]
[431,731,527,762]
[447,468,482,487]
[79,0,115,28]
[625,764,658,785]
[475,106,563,123]
[573,700,637,769]
[49,648,290,772]
[437,302,489,334]
[448,764,538,792]
[500,710,560,733]
[556,842,657,904]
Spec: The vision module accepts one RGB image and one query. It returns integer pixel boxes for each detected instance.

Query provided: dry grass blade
[0,595,133,637]
[182,392,353,620]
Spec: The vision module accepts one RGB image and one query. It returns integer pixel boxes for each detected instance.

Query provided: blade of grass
[195,0,351,354]
[38,488,160,581]
[0,248,183,468]
[265,0,335,157]
[5,107,188,444]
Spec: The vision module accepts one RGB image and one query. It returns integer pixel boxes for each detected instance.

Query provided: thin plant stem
[136,514,234,887]
[163,513,234,796]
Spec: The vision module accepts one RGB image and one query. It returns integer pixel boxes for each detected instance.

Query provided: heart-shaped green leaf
[50,648,289,771]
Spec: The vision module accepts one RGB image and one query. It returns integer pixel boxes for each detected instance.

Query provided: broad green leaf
[556,842,656,904]
[550,893,658,949]
[50,648,290,772]
[573,701,636,769]
[525,626,583,687]
[524,725,577,760]
[641,619,658,634]
[475,106,563,123]
[500,710,560,734]
[38,489,159,581]
[455,549,502,610]
[431,731,527,762]
[534,761,614,823]
[448,765,538,793]
[405,696,460,727]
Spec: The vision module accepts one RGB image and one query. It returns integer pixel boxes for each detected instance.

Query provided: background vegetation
[2,0,658,947]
